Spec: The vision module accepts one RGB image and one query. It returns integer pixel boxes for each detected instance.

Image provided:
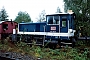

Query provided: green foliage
[14,11,32,23]
[0,39,90,60]
[37,10,46,22]
[16,42,27,48]
[0,40,88,60]
[0,7,9,21]
[76,40,86,46]
[64,0,90,36]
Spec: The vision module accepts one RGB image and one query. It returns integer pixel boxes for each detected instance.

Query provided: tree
[64,0,90,22]
[37,10,46,22]
[64,0,90,36]
[0,7,9,21]
[56,7,62,13]
[14,11,32,23]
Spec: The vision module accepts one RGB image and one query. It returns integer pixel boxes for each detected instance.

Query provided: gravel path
[0,50,37,60]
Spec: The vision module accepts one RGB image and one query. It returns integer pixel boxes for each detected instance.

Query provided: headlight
[69,29,73,33]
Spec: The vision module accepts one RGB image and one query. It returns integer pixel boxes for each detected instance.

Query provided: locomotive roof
[0,21,17,24]
[46,12,74,16]
[19,22,46,24]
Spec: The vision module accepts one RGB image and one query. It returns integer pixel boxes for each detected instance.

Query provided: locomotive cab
[45,13,75,39]
[45,13,76,47]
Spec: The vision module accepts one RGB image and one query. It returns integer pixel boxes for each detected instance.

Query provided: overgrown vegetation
[0,37,90,60]
[64,0,90,36]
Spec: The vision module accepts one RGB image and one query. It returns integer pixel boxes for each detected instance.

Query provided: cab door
[60,16,68,33]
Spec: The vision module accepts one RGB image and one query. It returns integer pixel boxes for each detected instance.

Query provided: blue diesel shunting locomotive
[17,12,76,47]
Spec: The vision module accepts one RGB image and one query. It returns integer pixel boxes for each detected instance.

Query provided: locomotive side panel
[1,21,18,34]
[40,23,46,32]
[0,24,2,34]
[0,21,18,39]
[19,23,36,32]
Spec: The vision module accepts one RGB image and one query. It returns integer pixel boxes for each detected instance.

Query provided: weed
[0,38,90,60]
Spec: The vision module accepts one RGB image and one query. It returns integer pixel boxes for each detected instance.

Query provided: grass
[0,38,90,60]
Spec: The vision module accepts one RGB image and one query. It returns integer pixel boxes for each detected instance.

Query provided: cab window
[62,19,66,27]
[54,16,59,24]
[3,24,8,30]
[47,15,59,24]
[47,16,53,24]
